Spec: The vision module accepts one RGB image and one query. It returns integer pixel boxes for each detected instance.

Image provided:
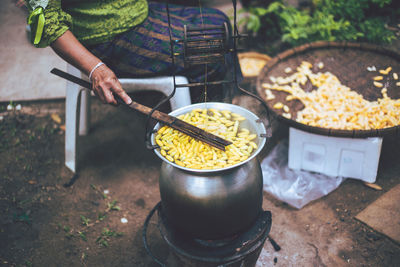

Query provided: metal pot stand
[143,202,272,267]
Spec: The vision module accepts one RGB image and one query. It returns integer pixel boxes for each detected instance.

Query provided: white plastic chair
[65,64,191,173]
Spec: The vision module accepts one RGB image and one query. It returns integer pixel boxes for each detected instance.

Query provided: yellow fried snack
[262,61,400,130]
[155,109,258,170]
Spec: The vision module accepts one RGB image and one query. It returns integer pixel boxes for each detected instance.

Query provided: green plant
[78,231,87,241]
[63,225,74,238]
[107,200,121,211]
[239,0,397,48]
[96,228,123,248]
[97,212,107,221]
[80,215,91,226]
[90,183,108,199]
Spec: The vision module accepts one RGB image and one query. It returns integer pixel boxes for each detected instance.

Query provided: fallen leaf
[28,180,37,184]
[363,182,382,191]
[51,113,62,124]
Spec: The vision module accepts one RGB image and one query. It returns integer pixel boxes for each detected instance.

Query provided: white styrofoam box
[288,128,383,183]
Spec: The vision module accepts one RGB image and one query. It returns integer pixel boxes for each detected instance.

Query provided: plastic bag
[261,139,345,209]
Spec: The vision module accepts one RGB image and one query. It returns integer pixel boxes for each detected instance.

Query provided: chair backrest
[67,64,191,110]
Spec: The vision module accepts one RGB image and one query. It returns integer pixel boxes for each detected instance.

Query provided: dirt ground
[0,90,399,267]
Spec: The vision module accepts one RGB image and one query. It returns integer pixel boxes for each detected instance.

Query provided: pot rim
[151,102,267,173]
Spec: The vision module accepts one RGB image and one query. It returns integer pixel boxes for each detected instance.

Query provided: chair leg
[171,76,191,110]
[65,82,85,173]
[78,88,91,136]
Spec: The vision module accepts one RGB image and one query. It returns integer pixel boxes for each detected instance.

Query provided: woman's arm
[51,30,132,105]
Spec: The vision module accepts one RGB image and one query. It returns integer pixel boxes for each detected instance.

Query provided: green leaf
[102,228,115,237]
[266,2,285,13]
[254,7,269,16]
[107,200,121,211]
[98,212,107,221]
[78,231,87,241]
[246,14,261,33]
[101,239,108,247]
[80,215,90,226]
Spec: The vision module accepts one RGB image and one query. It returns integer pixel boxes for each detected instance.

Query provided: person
[27,0,240,106]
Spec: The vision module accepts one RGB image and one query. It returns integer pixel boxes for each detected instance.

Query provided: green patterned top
[29,0,148,47]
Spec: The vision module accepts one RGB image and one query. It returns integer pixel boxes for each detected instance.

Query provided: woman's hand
[51,30,132,105]
[90,64,132,105]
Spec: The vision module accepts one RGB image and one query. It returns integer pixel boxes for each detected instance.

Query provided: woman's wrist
[89,62,105,81]
[51,30,104,79]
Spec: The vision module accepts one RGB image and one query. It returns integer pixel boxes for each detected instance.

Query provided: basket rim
[256,41,400,138]
[238,51,272,61]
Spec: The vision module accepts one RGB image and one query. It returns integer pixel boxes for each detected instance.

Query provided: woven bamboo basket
[256,41,400,137]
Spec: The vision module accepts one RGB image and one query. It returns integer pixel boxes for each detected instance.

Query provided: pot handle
[142,201,166,267]
[114,94,161,151]
[256,119,271,139]
[236,84,273,139]
[145,128,160,150]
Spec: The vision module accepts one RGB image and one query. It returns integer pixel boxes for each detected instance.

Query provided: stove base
[143,202,272,267]
[167,244,264,267]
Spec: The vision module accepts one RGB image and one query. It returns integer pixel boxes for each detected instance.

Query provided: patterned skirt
[88,2,241,101]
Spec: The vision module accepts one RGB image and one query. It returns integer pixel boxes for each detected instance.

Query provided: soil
[0,93,171,267]
[0,94,400,267]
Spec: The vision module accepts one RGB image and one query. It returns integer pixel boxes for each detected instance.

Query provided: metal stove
[143,202,272,267]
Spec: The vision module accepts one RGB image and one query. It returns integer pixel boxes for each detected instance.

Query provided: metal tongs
[51,68,232,150]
